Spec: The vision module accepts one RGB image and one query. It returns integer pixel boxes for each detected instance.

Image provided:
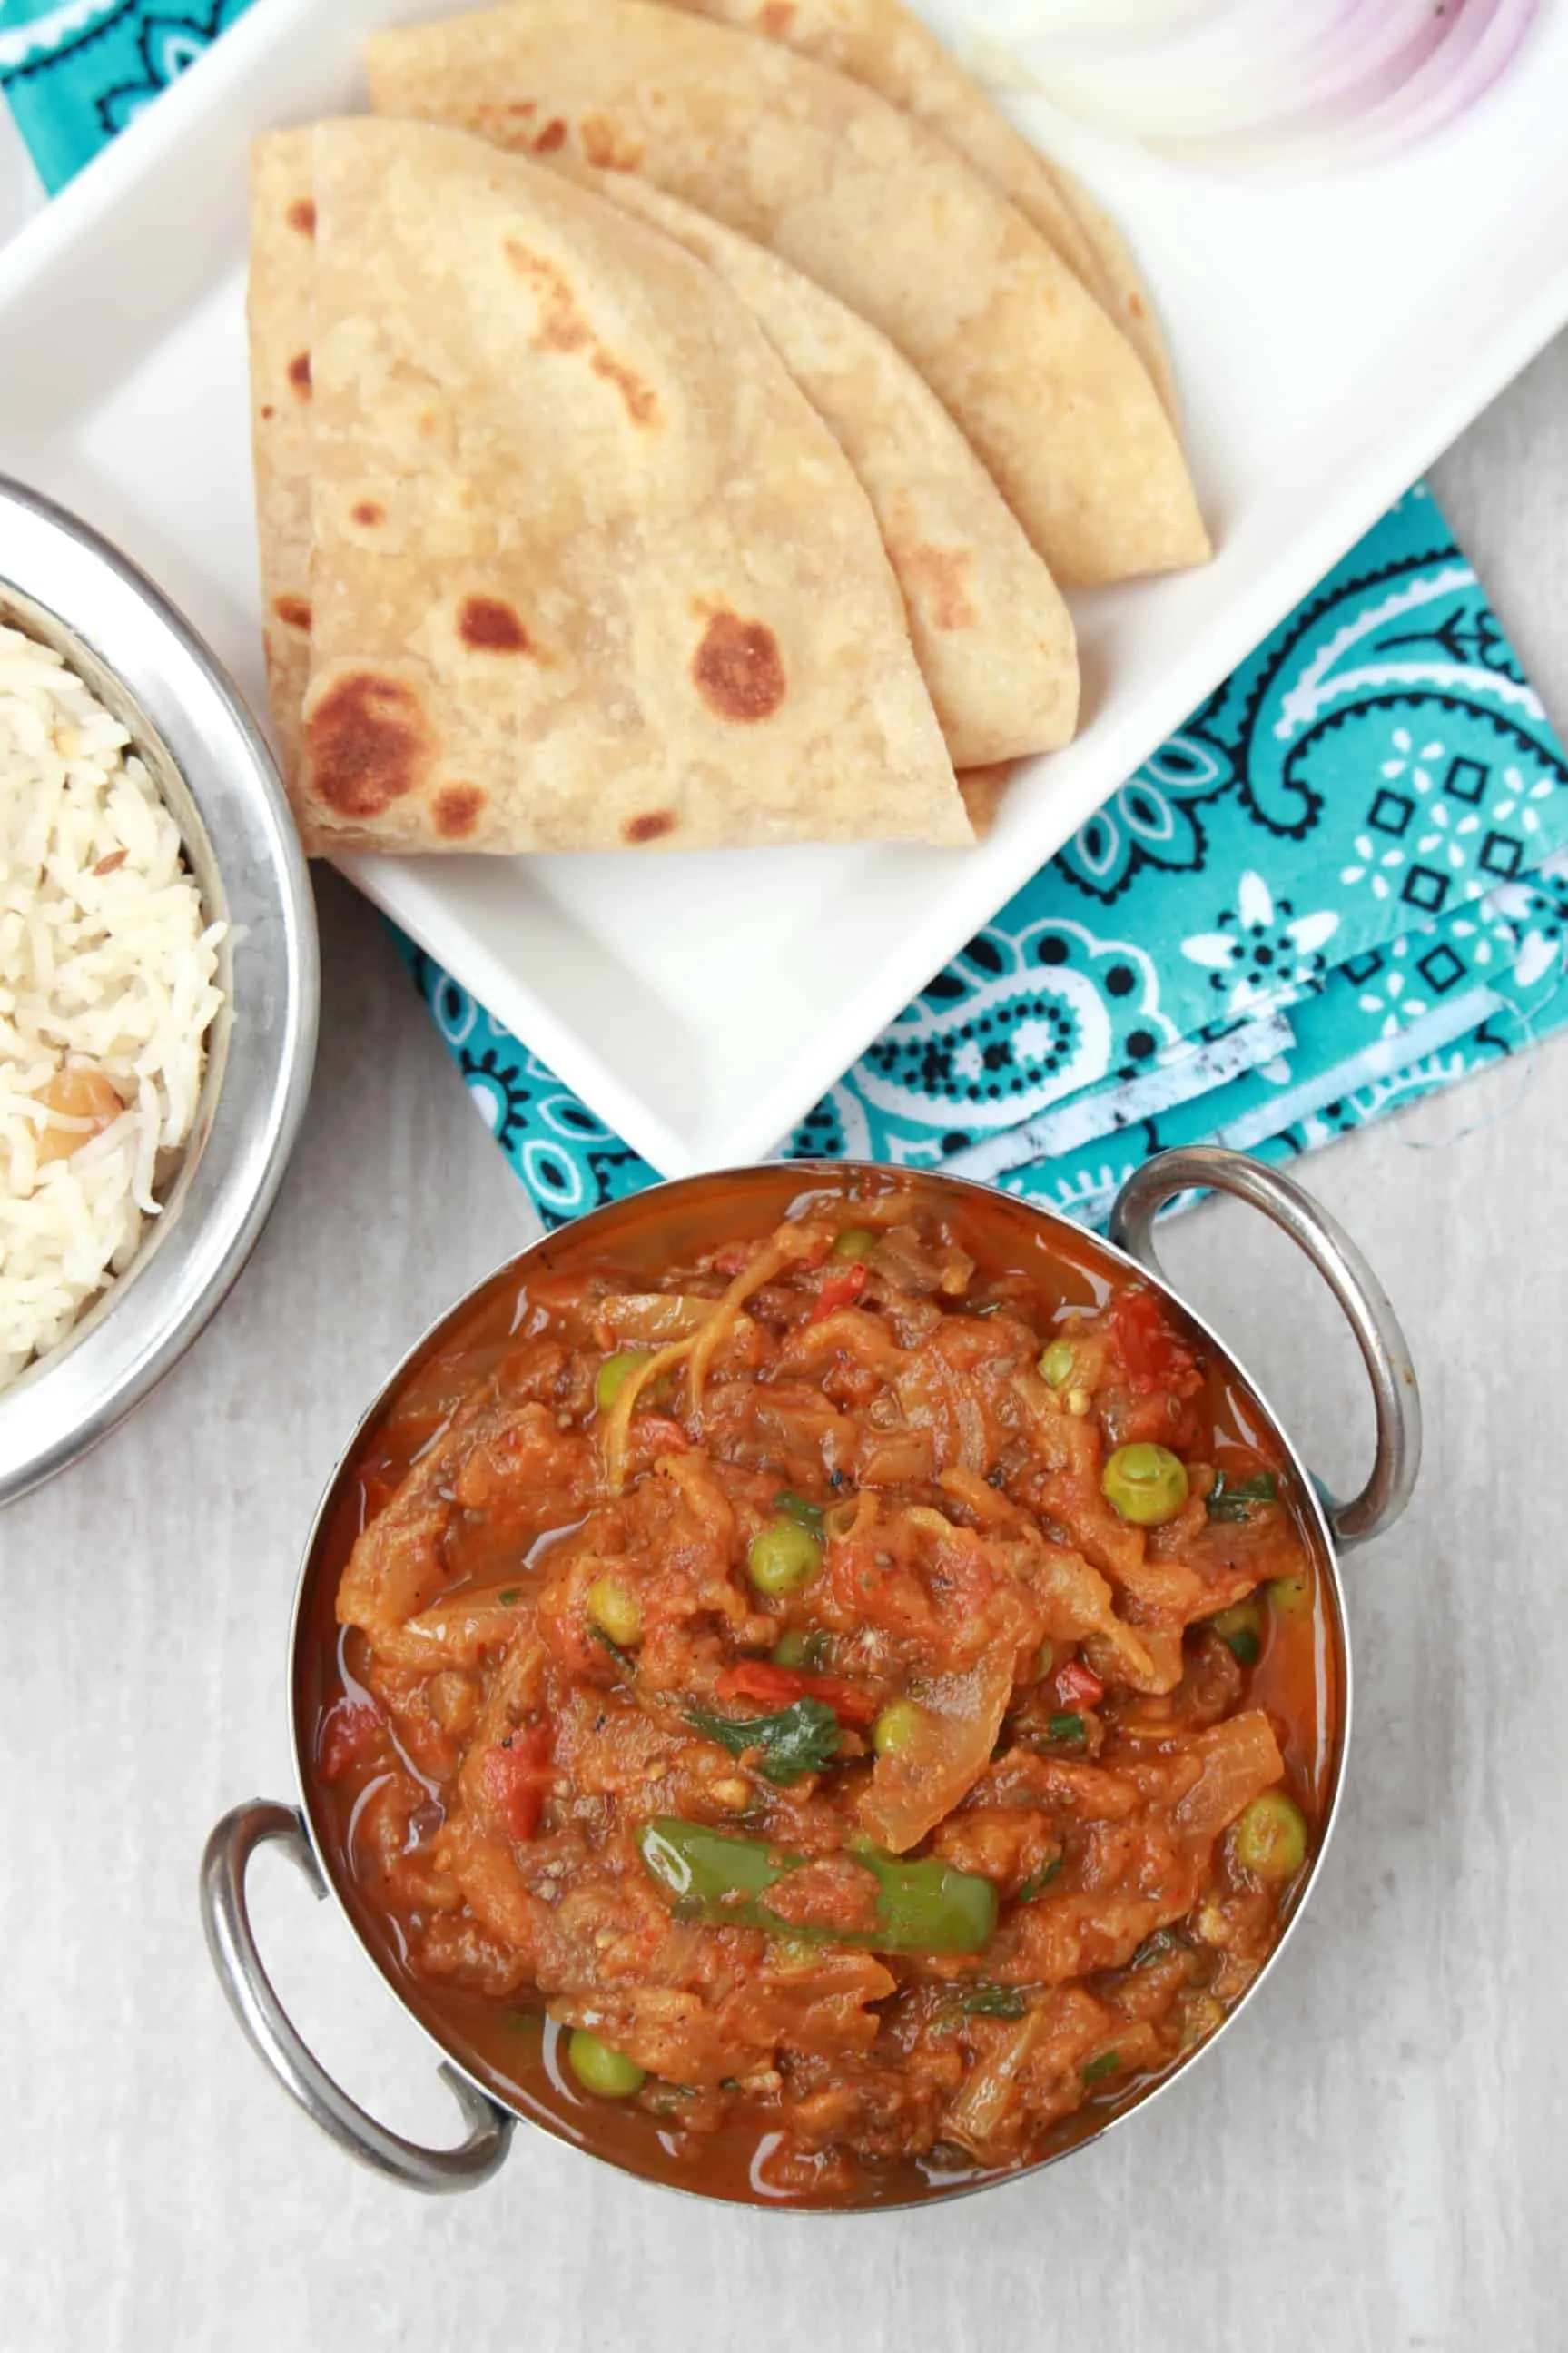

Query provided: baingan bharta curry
[305,1174,1334,2206]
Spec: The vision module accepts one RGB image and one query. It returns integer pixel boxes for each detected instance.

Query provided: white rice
[0,623,225,1389]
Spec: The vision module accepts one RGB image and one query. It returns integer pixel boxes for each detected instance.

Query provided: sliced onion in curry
[856,1651,1017,1853]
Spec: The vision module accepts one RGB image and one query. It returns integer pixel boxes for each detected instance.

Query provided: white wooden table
[4,98,1567,2353]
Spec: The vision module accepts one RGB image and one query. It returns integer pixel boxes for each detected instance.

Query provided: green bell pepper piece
[637,1817,997,1955]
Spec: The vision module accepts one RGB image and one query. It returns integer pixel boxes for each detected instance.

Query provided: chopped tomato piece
[636,1413,692,1452]
[1054,1658,1105,1710]
[716,1659,877,1729]
[319,1698,384,1783]
[480,1723,553,1844]
[717,1660,805,1709]
[808,1264,868,1325]
[1109,1292,1200,1399]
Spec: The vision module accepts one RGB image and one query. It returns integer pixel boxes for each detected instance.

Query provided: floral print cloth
[7,13,1566,1230]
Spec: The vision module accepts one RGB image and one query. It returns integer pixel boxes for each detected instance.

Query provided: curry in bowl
[301,1172,1336,2206]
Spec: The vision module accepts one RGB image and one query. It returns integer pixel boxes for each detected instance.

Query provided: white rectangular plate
[4,0,1568,1175]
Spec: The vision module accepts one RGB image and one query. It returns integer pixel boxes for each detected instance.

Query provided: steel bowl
[0,474,319,1505]
[201,1148,1420,2207]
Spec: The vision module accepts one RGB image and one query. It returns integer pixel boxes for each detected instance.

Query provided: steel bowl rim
[275,1158,1354,2213]
[0,472,319,1507]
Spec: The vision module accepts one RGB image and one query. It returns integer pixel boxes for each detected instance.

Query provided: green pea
[872,1699,925,1756]
[1100,1442,1190,1527]
[587,1573,642,1648]
[1209,1598,1264,1666]
[1231,1791,1308,1881]
[1040,1340,1076,1389]
[567,2030,646,2099]
[832,1227,879,1261]
[597,1349,652,1413]
[1269,1569,1313,1619]
[770,1627,829,1670]
[746,1518,823,1597]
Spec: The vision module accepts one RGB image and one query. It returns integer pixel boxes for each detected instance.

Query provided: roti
[663,0,1178,414]
[1048,162,1178,419]
[252,119,970,854]
[247,128,319,790]
[365,0,1209,587]
[577,168,1078,766]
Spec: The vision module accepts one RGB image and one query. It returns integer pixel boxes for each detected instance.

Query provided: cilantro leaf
[686,1696,842,1785]
[961,1986,1029,2018]
[1017,1854,1063,1903]
[1081,2051,1120,2084]
[1208,1471,1279,1523]
[774,1489,825,1534]
[1129,1927,1182,1968]
[591,1624,636,1676]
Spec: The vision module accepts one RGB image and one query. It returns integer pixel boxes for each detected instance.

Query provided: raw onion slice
[958,0,1540,173]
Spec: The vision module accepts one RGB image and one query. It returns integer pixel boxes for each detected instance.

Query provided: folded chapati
[248,128,318,792]
[1049,162,1177,420]
[577,169,1077,767]
[249,119,970,854]
[663,0,1178,416]
[364,0,1208,587]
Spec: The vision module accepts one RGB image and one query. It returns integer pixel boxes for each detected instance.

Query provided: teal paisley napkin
[0,1,254,191]
[7,15,1568,1226]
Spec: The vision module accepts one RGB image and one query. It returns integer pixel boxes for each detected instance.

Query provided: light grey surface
[0,98,40,237]
[5,94,1568,2343]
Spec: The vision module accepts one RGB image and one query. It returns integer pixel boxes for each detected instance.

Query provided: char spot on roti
[287,351,311,398]
[580,113,643,171]
[624,808,676,842]
[503,236,661,424]
[534,118,567,152]
[692,611,786,721]
[590,349,659,424]
[434,784,488,836]
[273,594,311,630]
[761,0,796,28]
[286,198,317,236]
[503,239,589,348]
[304,672,431,817]
[459,595,531,652]
[894,543,977,634]
[352,500,384,527]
